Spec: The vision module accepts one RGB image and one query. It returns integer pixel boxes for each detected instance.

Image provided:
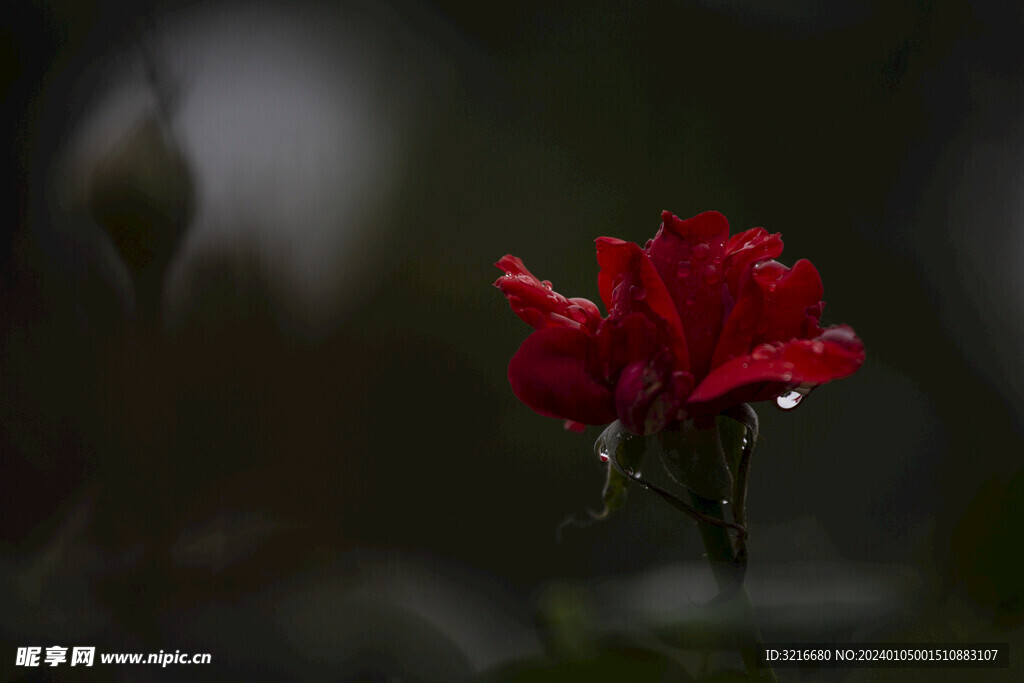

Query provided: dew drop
[702,264,721,285]
[692,243,710,260]
[542,280,553,290]
[768,282,778,293]
[782,371,793,382]
[775,390,804,411]
[811,340,825,355]
[629,284,646,300]
[598,445,610,463]
[504,272,514,278]
[676,262,692,279]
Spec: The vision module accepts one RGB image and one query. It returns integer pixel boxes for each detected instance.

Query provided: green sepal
[716,414,748,482]
[593,421,645,518]
[652,420,733,502]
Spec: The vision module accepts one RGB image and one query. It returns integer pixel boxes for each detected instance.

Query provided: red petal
[723,227,783,297]
[508,326,617,426]
[615,360,694,435]
[495,255,603,332]
[593,313,662,381]
[688,325,865,411]
[645,211,730,381]
[595,237,689,370]
[750,259,824,343]
[711,258,824,368]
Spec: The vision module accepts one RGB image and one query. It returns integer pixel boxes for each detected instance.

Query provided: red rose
[495,211,864,435]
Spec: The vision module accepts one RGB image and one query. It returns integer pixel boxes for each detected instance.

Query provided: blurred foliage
[490,649,677,683]
[87,114,193,277]
[951,469,1024,628]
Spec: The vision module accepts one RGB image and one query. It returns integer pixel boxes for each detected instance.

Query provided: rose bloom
[495,211,864,435]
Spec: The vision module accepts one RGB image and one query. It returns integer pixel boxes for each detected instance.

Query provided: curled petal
[615,358,694,435]
[711,258,824,368]
[723,227,783,297]
[688,325,865,411]
[594,312,663,382]
[568,297,602,324]
[508,326,617,426]
[749,259,824,343]
[595,237,689,370]
[645,211,730,381]
[495,255,603,332]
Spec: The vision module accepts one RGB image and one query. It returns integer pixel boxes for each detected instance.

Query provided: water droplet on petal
[629,284,646,300]
[767,282,778,293]
[811,340,825,355]
[782,371,793,382]
[702,264,720,285]
[692,243,710,260]
[676,262,691,279]
[775,390,804,411]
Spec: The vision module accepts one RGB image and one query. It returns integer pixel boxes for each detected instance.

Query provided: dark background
[3,0,1024,680]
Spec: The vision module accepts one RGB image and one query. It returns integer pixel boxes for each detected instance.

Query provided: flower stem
[689,491,776,681]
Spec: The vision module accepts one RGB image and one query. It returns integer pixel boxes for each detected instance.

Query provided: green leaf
[652,421,733,502]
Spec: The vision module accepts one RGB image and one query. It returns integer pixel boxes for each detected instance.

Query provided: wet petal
[723,227,783,297]
[508,326,617,425]
[688,325,865,411]
[494,255,603,332]
[615,358,694,435]
[595,237,689,370]
[645,211,730,381]
[594,313,663,382]
[711,258,824,368]
[749,259,824,343]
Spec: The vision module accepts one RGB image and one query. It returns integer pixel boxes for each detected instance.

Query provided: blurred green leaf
[88,115,194,275]
[488,648,676,682]
[952,468,1024,627]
